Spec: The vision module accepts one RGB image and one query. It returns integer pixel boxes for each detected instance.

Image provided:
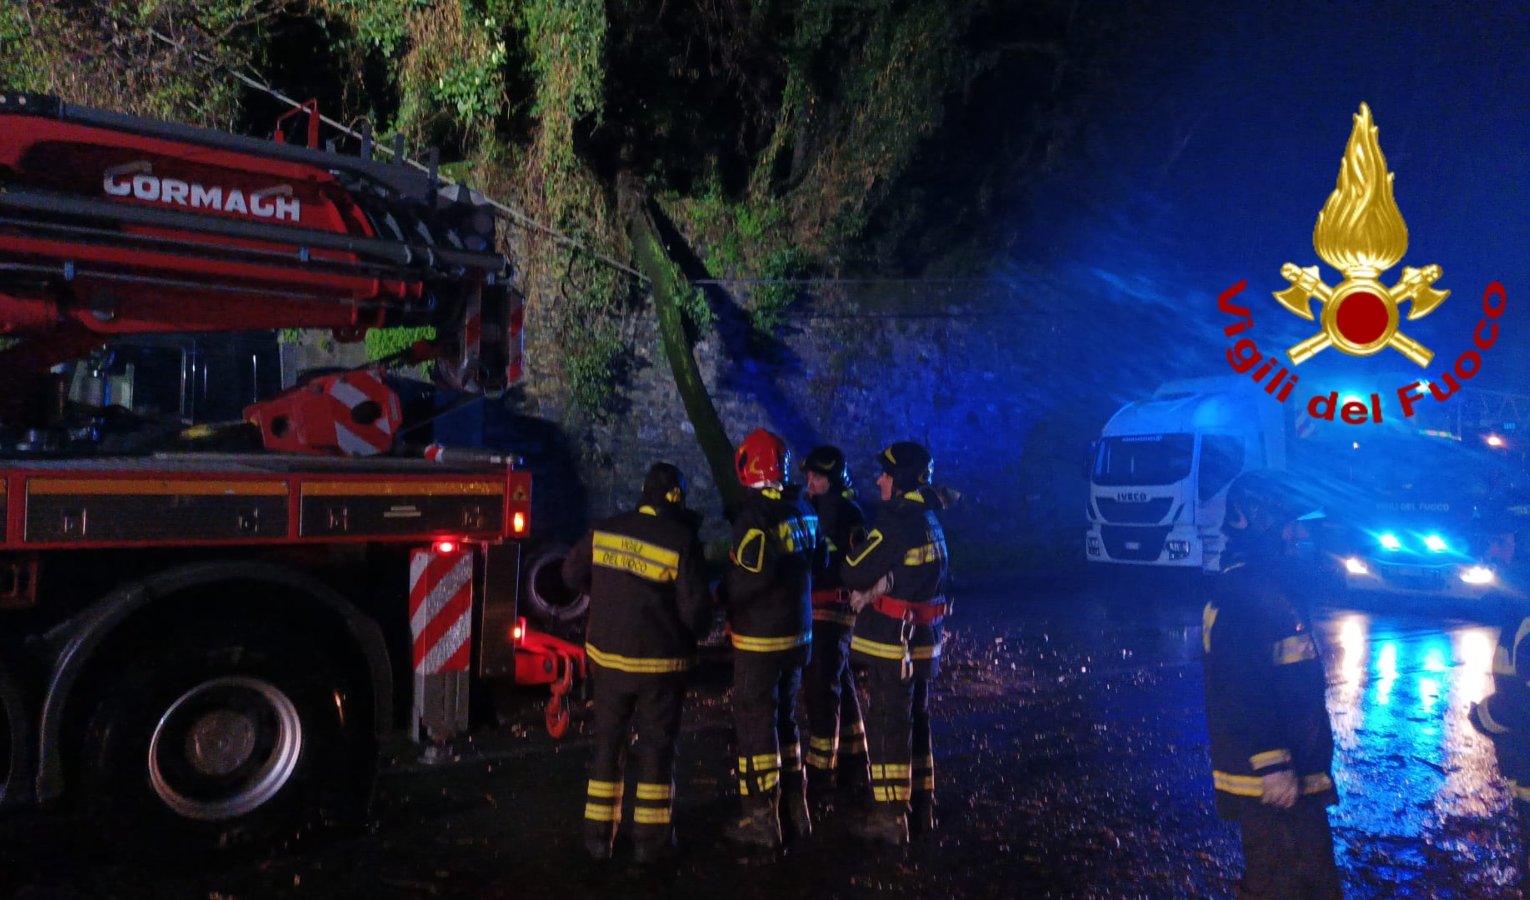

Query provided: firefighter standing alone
[800,445,872,803]
[561,462,712,863]
[841,441,950,845]
[1201,470,1341,898]
[724,428,820,850]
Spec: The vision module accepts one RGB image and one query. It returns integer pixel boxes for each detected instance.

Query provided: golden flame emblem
[1275,103,1449,367]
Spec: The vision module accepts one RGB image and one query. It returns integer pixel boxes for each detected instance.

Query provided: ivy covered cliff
[1,0,1149,412]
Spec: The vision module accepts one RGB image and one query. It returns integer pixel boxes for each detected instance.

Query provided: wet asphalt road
[2,568,1523,899]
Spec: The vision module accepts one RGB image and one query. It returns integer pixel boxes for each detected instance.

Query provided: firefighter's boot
[838,753,873,809]
[852,805,909,846]
[781,771,813,841]
[726,794,783,851]
[582,821,615,861]
[806,765,836,804]
[910,792,938,838]
[632,829,678,865]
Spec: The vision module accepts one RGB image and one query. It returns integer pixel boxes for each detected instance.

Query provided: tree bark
[627,193,745,518]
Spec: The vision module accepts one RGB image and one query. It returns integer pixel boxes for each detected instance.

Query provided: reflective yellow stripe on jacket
[586,643,695,674]
[1273,633,1317,666]
[593,531,680,582]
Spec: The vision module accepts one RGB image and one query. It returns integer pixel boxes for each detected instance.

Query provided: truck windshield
[1093,434,1195,486]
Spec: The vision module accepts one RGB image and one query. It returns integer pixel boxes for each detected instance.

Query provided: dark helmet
[801,445,850,488]
[641,462,688,508]
[736,428,790,487]
[878,441,934,491]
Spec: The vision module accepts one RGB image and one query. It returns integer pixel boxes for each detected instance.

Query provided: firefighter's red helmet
[735,428,790,487]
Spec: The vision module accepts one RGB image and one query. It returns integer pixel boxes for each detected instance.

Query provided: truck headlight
[1166,539,1190,560]
[1460,566,1495,585]
[1087,536,1102,556]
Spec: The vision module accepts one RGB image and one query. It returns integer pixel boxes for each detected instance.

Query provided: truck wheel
[522,543,588,624]
[77,618,373,855]
[0,662,27,810]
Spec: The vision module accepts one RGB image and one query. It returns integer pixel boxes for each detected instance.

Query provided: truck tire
[521,543,588,624]
[0,661,27,810]
[76,616,373,856]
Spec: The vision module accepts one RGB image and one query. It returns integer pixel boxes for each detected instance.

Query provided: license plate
[1125,541,1141,550]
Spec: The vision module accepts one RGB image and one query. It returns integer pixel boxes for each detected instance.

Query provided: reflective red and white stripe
[409,548,474,673]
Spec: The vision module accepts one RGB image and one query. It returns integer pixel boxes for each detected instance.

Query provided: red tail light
[433,539,459,554]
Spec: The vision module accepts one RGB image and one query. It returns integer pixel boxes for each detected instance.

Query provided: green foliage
[0,4,46,90]
[749,245,808,335]
[365,325,435,362]
[565,319,623,414]
[320,0,423,57]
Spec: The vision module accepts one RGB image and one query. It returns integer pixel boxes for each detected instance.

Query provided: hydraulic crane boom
[0,91,522,432]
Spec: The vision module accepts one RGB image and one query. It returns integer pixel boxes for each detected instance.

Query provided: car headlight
[1344,557,1370,576]
[1461,566,1495,585]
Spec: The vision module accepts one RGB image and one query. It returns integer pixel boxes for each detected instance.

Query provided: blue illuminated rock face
[503,277,1204,578]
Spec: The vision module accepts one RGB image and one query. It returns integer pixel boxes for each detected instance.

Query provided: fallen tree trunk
[628,193,744,518]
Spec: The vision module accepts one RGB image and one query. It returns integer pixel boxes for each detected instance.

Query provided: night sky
[1014,0,1530,400]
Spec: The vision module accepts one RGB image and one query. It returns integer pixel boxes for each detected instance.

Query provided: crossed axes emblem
[1275,262,1448,367]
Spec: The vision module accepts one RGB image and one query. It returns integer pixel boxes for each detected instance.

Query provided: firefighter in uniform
[841,441,949,845]
[562,462,712,863]
[799,445,871,803]
[724,427,819,849]
[1202,470,1341,898]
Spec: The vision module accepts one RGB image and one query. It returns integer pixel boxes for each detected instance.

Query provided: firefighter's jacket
[841,487,949,679]
[1202,548,1337,819]
[808,488,866,627]
[724,486,819,659]
[1471,607,1530,803]
[562,504,712,675]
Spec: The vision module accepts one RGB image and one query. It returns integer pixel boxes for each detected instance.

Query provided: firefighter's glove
[1469,700,1508,738]
[1260,769,1298,810]
[1469,701,1487,737]
[849,574,893,613]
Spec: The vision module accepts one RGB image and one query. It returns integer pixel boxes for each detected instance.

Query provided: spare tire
[521,543,588,623]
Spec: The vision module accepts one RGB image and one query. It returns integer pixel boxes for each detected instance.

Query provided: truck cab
[1086,379,1284,572]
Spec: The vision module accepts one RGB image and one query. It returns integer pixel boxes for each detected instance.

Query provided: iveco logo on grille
[1115,492,1149,502]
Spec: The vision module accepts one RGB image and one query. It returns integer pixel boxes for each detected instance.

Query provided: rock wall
[494,279,1141,576]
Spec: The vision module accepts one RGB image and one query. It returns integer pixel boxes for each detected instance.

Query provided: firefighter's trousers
[862,661,934,815]
[803,619,867,782]
[583,664,686,852]
[732,649,806,810]
[1234,798,1342,899]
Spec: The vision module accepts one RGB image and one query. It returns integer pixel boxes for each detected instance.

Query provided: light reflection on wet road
[1317,604,1518,897]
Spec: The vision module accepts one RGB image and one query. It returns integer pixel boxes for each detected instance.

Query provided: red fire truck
[0,92,583,851]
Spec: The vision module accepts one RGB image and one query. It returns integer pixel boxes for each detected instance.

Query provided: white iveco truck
[1085,378,1287,572]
